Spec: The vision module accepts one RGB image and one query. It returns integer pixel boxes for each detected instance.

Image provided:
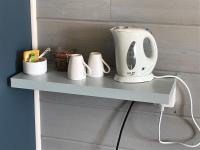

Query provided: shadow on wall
[92,101,127,148]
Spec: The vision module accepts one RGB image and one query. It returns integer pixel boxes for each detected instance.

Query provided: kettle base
[114,74,154,83]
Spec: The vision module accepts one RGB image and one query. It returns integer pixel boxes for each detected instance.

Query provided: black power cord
[116,101,135,150]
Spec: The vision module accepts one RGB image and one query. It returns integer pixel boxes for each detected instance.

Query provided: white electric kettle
[110,26,158,83]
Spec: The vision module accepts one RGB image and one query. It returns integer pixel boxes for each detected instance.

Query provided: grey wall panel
[42,136,200,150]
[42,137,113,150]
[37,19,115,65]
[111,0,200,25]
[37,0,200,25]
[38,19,200,73]
[41,101,200,150]
[37,0,110,21]
[175,72,200,117]
[37,0,200,149]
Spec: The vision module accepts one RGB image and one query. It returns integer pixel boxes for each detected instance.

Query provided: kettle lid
[110,26,146,32]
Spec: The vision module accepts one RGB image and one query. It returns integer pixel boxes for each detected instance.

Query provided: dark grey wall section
[0,1,35,150]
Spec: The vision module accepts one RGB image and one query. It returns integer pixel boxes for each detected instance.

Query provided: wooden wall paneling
[42,137,114,150]
[38,19,200,73]
[36,0,200,149]
[41,101,200,150]
[174,72,200,117]
[37,0,111,21]
[111,0,200,25]
[42,136,200,150]
[37,19,115,66]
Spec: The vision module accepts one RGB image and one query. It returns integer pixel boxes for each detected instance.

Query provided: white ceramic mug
[88,52,111,78]
[68,54,91,80]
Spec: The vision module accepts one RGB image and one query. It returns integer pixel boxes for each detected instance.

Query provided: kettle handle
[144,31,158,65]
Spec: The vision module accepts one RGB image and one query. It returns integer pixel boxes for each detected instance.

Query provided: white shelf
[10,65,176,105]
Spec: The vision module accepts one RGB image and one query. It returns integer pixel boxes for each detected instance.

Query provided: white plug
[162,80,177,108]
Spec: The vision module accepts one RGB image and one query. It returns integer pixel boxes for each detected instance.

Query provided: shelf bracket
[34,90,41,150]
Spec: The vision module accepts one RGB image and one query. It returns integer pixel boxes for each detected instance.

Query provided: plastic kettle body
[110,26,158,83]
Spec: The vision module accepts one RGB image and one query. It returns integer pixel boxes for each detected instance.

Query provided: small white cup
[68,54,91,80]
[88,52,111,78]
[23,58,47,75]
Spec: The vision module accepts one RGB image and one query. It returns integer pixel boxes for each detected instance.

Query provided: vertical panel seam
[110,0,112,21]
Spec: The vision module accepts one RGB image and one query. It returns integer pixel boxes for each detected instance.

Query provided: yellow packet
[23,50,40,62]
